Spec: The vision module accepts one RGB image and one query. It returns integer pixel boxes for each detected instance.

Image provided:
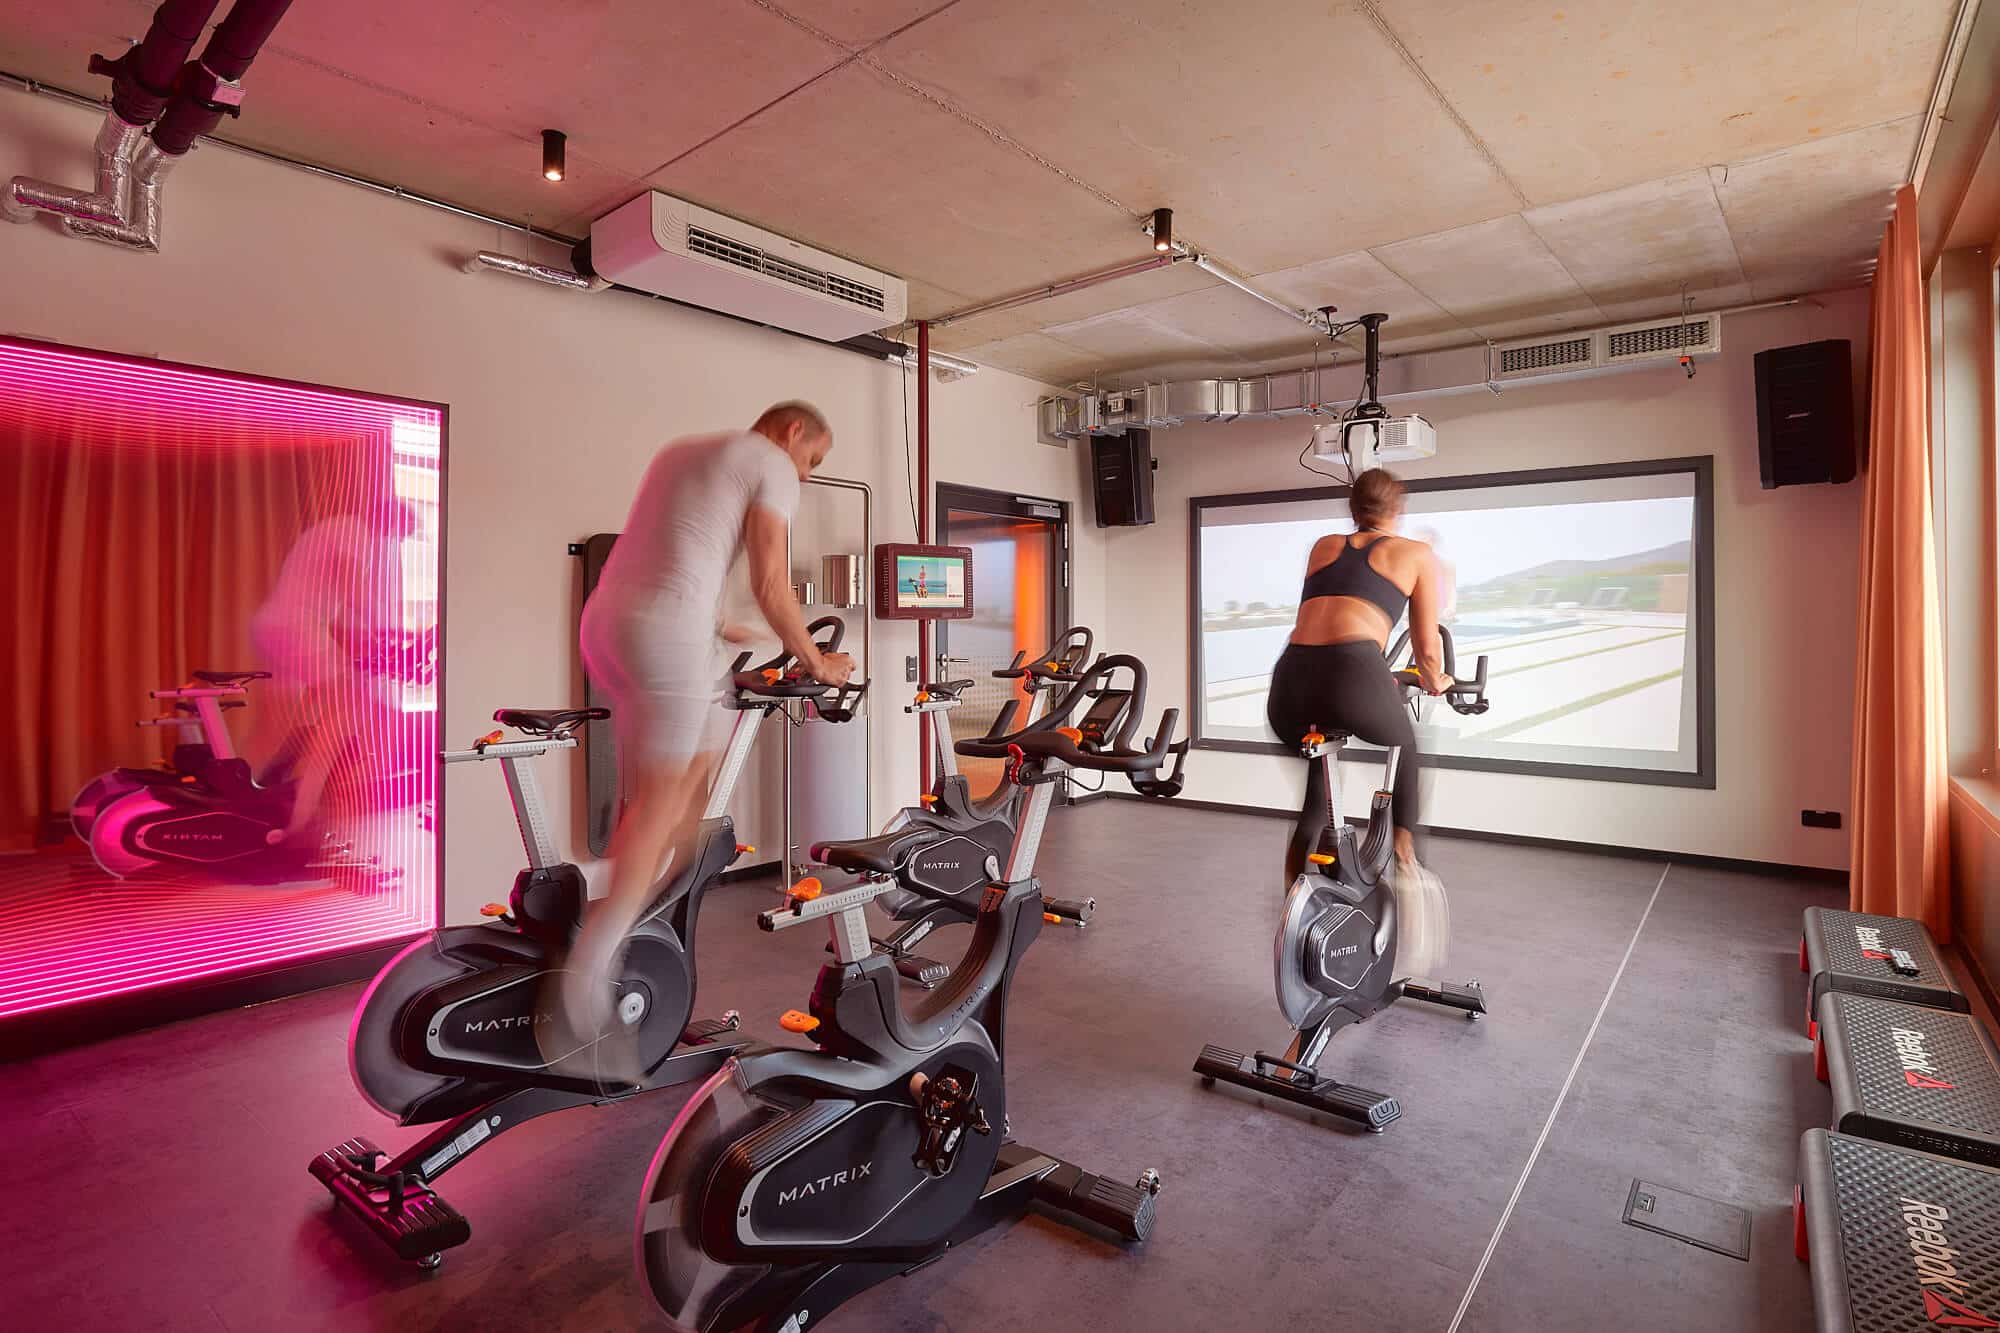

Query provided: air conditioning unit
[1492,316,1722,384]
[589,191,907,342]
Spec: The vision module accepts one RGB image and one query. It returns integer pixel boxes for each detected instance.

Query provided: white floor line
[1444,861,1672,1332]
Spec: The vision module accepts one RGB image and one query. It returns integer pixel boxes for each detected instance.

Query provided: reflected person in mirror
[1263,467,1454,976]
[566,402,854,1083]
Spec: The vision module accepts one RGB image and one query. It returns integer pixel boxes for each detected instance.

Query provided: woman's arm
[1406,542,1452,695]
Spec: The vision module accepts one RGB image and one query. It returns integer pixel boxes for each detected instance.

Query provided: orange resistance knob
[480,902,510,917]
[1056,726,1083,742]
[1044,912,1062,924]
[1307,853,1335,866]
[762,668,783,684]
[735,843,756,855]
[788,876,823,902]
[915,690,930,703]
[1044,660,1061,671]
[1302,730,1325,745]
[780,1009,820,1034]
[477,729,505,746]
[919,793,939,806]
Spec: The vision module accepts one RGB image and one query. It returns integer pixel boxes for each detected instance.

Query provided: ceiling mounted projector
[1311,414,1437,468]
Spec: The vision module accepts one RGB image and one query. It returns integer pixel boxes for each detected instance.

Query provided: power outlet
[1801,810,1842,830]
[905,655,919,683]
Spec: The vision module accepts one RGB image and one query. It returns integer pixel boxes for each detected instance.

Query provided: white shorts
[579,598,729,769]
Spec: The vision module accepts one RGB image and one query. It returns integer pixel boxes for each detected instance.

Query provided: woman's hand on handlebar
[812,651,856,686]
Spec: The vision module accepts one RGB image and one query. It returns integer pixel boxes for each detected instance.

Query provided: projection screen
[1191,457,1714,787]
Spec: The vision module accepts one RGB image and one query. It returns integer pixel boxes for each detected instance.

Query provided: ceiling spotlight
[542,129,567,183]
[1149,207,1173,253]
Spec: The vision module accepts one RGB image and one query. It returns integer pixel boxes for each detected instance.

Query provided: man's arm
[743,505,845,681]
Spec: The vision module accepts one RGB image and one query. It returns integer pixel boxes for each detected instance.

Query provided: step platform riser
[1818,992,2000,1170]
[1801,908,1967,1040]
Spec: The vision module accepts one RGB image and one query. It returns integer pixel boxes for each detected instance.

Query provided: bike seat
[494,707,609,735]
[812,823,948,876]
[920,679,976,696]
[191,670,271,686]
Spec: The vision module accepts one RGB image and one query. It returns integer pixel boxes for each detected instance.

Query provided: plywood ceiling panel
[651,60,1139,301]
[1379,0,1953,203]
[1714,117,1914,300]
[872,0,1524,273]
[1371,214,1599,334]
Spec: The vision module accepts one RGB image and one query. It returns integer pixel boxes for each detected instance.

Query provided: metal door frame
[934,483,1072,673]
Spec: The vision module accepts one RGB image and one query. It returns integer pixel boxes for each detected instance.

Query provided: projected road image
[1198,480,1701,775]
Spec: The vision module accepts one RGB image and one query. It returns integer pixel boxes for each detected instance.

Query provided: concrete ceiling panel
[1370,214,1600,333]
[1039,304,1250,368]
[268,2,846,181]
[651,61,1140,300]
[1250,250,1470,344]
[772,1,958,48]
[1379,0,1956,203]
[921,261,1222,351]
[872,0,1523,272]
[1714,118,1915,300]
[956,331,1099,385]
[1592,282,1757,326]
[1522,170,1746,309]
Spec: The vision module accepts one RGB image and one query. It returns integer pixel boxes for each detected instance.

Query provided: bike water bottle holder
[912,1065,991,1176]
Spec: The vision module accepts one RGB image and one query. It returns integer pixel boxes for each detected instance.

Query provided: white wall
[0,89,1100,920]
[1100,292,1871,869]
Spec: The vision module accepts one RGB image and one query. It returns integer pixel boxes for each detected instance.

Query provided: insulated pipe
[100,0,227,127]
[462,250,607,290]
[917,320,932,796]
[63,138,178,250]
[152,0,298,157]
[3,111,144,226]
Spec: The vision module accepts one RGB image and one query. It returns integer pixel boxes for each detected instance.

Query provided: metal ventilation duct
[1036,312,1734,440]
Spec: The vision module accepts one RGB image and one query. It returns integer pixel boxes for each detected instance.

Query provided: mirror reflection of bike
[1195,627,1493,1129]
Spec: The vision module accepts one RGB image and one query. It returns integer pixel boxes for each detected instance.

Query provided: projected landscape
[1198,477,1703,778]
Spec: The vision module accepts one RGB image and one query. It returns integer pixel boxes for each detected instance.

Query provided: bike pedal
[308,1137,470,1263]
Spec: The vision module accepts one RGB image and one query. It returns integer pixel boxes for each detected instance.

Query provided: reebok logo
[1892,1027,1957,1091]
[1901,1195,1997,1327]
[776,1162,872,1206]
[1857,924,1892,960]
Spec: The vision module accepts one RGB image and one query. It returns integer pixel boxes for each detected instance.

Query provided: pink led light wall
[0,339,444,1023]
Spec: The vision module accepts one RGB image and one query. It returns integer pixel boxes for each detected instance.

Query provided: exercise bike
[634,654,1177,1333]
[70,670,266,842]
[308,620,866,1268]
[1194,627,1491,1130]
[829,626,1112,988]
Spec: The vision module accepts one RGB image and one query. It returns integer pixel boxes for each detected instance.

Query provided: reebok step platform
[1795,1129,2000,1332]
[1802,907,1966,1039]
[1814,992,2000,1169]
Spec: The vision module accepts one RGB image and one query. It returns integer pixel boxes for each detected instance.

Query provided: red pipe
[917,320,932,794]
[93,0,226,127]
[152,0,299,156]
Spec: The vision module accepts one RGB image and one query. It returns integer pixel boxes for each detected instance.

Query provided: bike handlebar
[729,616,851,699]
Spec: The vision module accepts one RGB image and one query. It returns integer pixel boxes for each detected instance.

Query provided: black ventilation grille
[686,225,887,312]
[1499,336,1593,374]
[1608,320,1712,359]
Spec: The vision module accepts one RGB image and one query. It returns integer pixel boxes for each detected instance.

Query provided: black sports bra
[1300,534,1409,623]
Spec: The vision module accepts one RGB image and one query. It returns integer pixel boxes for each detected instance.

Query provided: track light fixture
[542,129,566,183]
[1149,206,1173,253]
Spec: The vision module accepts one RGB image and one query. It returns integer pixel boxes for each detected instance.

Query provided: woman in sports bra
[1266,467,1452,887]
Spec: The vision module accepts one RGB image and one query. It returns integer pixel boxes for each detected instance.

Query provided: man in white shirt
[564,402,853,1077]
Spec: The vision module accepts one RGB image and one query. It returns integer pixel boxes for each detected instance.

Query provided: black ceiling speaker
[1753,339,1855,489]
[1091,431,1155,527]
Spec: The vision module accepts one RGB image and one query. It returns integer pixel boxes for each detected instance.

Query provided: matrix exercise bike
[634,654,1177,1333]
[309,620,865,1268]
[1194,627,1491,1130]
[70,670,265,842]
[831,626,1126,987]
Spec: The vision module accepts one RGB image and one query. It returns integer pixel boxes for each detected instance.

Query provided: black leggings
[1265,640,1421,883]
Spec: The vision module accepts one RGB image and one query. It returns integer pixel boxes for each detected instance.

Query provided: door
[936,485,1068,799]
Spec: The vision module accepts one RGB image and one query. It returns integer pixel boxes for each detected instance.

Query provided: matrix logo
[776,1162,872,1206]
[461,1013,547,1033]
[1891,1026,1958,1091]
[1901,1196,1998,1327]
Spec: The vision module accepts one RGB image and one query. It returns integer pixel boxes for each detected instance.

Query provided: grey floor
[3,800,1846,1332]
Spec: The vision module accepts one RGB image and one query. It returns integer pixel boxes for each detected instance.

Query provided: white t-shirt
[589,430,801,632]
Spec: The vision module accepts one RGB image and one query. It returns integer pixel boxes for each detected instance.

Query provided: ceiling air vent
[1494,334,1597,381]
[590,191,907,342]
[1602,316,1721,365]
[686,225,887,313]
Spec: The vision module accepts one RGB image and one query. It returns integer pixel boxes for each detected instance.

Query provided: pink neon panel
[1,340,441,1021]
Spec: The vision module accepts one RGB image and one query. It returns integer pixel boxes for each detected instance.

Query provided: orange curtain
[1849,183,1950,930]
[3,420,336,851]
